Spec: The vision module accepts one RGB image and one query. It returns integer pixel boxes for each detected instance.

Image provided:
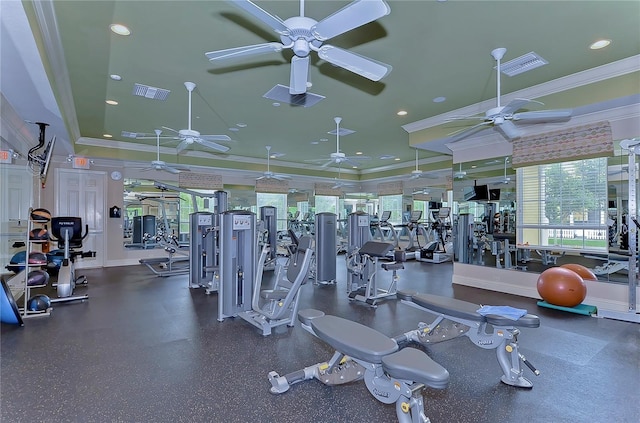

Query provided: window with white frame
[315,195,339,215]
[379,194,403,225]
[516,157,608,251]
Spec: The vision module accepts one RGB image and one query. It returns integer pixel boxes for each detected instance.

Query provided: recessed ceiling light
[109,24,131,36]
[397,110,408,116]
[590,39,611,50]
[433,96,446,103]
[236,123,247,128]
[311,141,319,145]
[320,138,328,142]
[394,157,401,161]
[352,166,358,169]
[105,100,118,105]
[110,74,122,81]
[229,128,239,132]
[272,102,281,107]
[355,151,363,155]
[103,134,112,138]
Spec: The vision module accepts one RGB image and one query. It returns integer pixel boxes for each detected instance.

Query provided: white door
[0,164,32,264]
[55,169,105,268]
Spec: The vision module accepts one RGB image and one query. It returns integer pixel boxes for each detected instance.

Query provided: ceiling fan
[305,117,370,168]
[490,157,513,185]
[331,165,355,189]
[454,163,467,179]
[205,0,392,95]
[257,145,291,181]
[412,188,431,195]
[445,48,573,144]
[407,148,438,180]
[140,130,191,174]
[159,82,232,154]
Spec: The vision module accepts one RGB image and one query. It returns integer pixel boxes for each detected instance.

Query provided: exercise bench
[268,308,449,423]
[397,291,540,388]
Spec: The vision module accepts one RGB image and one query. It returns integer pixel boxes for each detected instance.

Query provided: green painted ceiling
[23,0,640,181]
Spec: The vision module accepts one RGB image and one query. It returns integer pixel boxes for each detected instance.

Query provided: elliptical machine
[49,217,93,303]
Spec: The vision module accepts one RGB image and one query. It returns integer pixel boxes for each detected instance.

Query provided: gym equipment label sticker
[233,215,252,230]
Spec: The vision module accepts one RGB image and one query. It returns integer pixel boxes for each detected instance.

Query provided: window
[379,194,403,225]
[516,157,608,251]
[315,195,339,215]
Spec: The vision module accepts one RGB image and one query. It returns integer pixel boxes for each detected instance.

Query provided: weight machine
[189,191,228,293]
[346,212,404,307]
[218,210,256,322]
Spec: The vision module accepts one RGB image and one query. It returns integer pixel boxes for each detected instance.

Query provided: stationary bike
[49,217,94,303]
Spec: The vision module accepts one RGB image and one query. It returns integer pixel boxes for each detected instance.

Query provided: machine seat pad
[382,347,449,390]
[382,262,404,271]
[412,293,486,322]
[297,308,325,326]
[261,289,288,300]
[311,315,398,364]
[485,313,540,328]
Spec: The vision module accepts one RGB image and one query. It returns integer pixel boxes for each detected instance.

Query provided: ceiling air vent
[121,131,138,138]
[133,83,171,100]
[263,84,325,107]
[498,52,548,77]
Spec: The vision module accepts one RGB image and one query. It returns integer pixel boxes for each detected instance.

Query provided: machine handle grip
[519,353,540,376]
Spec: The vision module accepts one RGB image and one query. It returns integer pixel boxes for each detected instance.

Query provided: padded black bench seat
[311,314,398,364]
[297,309,449,390]
[405,292,540,328]
[382,347,449,390]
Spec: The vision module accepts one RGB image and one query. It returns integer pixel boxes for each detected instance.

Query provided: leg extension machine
[268,308,449,423]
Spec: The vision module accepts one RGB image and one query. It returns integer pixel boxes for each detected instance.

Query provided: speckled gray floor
[2,257,639,423]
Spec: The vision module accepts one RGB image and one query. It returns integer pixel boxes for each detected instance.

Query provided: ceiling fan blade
[311,0,391,41]
[500,98,536,115]
[176,140,189,154]
[320,160,336,168]
[205,42,284,62]
[446,122,491,143]
[289,55,310,95]
[495,120,522,140]
[512,109,573,123]
[195,138,230,153]
[232,0,290,36]
[199,134,232,141]
[163,166,182,175]
[161,126,179,134]
[317,45,391,81]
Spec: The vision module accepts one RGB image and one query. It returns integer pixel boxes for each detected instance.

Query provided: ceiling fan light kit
[205,0,393,95]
